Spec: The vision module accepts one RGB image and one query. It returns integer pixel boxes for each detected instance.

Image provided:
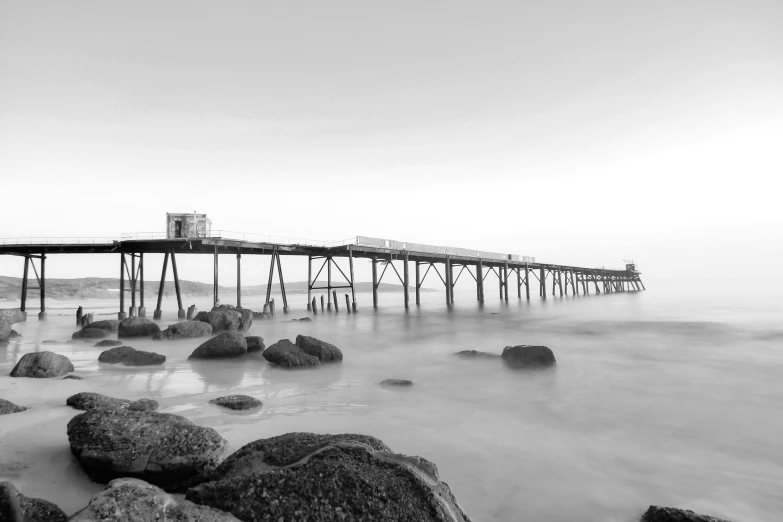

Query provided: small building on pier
[166,213,211,239]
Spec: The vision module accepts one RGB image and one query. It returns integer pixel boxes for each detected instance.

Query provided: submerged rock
[381,379,413,386]
[72,327,110,340]
[67,392,130,411]
[209,395,262,411]
[454,350,500,358]
[0,320,11,342]
[501,345,556,368]
[94,339,124,347]
[0,481,67,522]
[84,320,120,332]
[62,375,84,380]
[189,332,247,359]
[244,336,265,353]
[69,478,239,522]
[0,399,27,415]
[98,346,166,366]
[128,398,159,412]
[10,351,74,378]
[118,317,161,338]
[262,339,319,368]
[640,506,732,522]
[185,432,472,522]
[67,409,229,492]
[295,334,343,362]
[0,308,25,325]
[154,321,213,340]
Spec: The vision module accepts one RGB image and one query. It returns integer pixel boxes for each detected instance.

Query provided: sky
[1,1,781,291]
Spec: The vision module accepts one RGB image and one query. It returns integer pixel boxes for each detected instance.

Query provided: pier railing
[119,231,356,248]
[0,237,116,245]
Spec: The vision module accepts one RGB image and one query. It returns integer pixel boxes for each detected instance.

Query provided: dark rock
[189,332,247,359]
[244,336,265,353]
[84,320,120,332]
[62,375,84,380]
[154,321,213,340]
[194,307,252,333]
[0,308,25,325]
[640,506,732,522]
[454,350,500,358]
[42,340,64,344]
[95,339,124,347]
[0,320,11,342]
[118,317,161,338]
[9,330,20,338]
[99,346,166,366]
[295,335,343,362]
[128,398,159,412]
[381,379,413,386]
[501,345,556,368]
[298,317,312,322]
[0,399,27,415]
[0,481,67,522]
[67,409,230,492]
[72,328,110,340]
[69,477,240,522]
[209,395,262,411]
[252,311,272,320]
[262,339,319,368]
[10,351,74,378]
[67,392,131,411]
[185,432,472,522]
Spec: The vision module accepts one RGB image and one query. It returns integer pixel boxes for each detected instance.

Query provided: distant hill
[0,276,437,301]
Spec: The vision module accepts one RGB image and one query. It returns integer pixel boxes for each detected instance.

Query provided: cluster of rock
[0,481,67,522]
[194,305,253,333]
[66,392,159,413]
[188,333,263,359]
[262,335,343,368]
[0,308,25,342]
[454,345,557,369]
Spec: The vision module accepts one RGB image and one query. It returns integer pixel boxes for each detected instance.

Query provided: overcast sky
[1,1,780,290]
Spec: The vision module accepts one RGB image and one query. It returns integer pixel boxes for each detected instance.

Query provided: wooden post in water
[540,268,546,298]
[119,254,127,320]
[38,254,46,320]
[503,260,509,301]
[333,290,339,312]
[171,252,185,318]
[213,246,219,308]
[265,249,275,309]
[236,253,242,308]
[516,267,521,298]
[445,257,451,305]
[20,256,29,317]
[525,263,530,299]
[327,256,332,311]
[477,259,484,302]
[348,247,357,312]
[276,252,290,313]
[76,306,83,325]
[154,252,168,320]
[138,254,146,317]
[558,269,564,297]
[312,297,318,314]
[372,258,378,308]
[415,261,421,305]
[307,256,312,311]
[403,251,409,309]
[320,295,325,312]
[129,254,137,317]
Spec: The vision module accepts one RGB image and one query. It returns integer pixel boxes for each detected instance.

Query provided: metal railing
[119,231,356,248]
[0,237,117,245]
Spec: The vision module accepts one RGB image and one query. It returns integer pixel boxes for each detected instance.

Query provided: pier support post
[477,259,484,302]
[348,247,357,311]
[171,252,185,318]
[276,251,290,313]
[307,256,312,311]
[129,254,137,318]
[525,263,530,299]
[236,254,241,307]
[503,260,509,301]
[333,290,339,312]
[327,256,332,311]
[119,254,127,320]
[415,261,421,305]
[372,258,378,308]
[312,297,317,314]
[638,278,646,290]
[138,254,146,317]
[320,295,325,312]
[516,267,521,298]
[20,256,29,318]
[265,249,275,309]
[345,294,351,313]
[403,251,409,309]
[154,252,169,320]
[213,246,219,308]
[38,254,46,320]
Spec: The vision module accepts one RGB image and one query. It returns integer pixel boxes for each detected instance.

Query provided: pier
[0,233,644,320]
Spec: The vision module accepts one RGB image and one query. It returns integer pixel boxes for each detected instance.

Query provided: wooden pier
[0,235,644,320]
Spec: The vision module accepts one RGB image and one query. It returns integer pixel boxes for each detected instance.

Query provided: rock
[381,379,413,386]
[454,350,500,358]
[185,432,472,522]
[640,506,732,522]
[10,351,74,378]
[298,317,312,322]
[62,375,84,380]
[67,409,230,492]
[128,398,159,412]
[69,478,240,522]
[295,334,343,362]
[0,399,27,415]
[0,320,11,342]
[0,481,67,522]
[244,336,265,353]
[67,392,131,411]
[154,321,213,340]
[84,320,120,332]
[252,311,272,320]
[262,339,319,368]
[189,332,247,359]
[118,317,161,338]
[209,395,262,411]
[98,346,166,366]
[194,307,252,333]
[72,328,110,340]
[95,339,124,347]
[0,308,25,325]
[501,345,556,368]
[9,330,20,338]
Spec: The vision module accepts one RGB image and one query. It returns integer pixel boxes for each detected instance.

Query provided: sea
[1,284,781,521]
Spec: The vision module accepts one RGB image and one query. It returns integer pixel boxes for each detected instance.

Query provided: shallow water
[1,288,781,521]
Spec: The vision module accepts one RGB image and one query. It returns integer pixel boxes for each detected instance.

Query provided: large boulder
[185,432,472,522]
[244,336,265,353]
[295,334,343,362]
[189,332,247,359]
[72,328,110,340]
[84,320,120,332]
[10,351,74,378]
[0,320,11,342]
[118,317,161,338]
[67,392,130,411]
[95,339,124,347]
[98,346,166,366]
[0,399,27,415]
[69,478,239,522]
[194,306,252,333]
[0,481,67,522]
[501,345,556,368]
[209,395,262,411]
[154,321,213,340]
[0,308,25,324]
[67,409,230,492]
[262,339,319,368]
[640,506,732,522]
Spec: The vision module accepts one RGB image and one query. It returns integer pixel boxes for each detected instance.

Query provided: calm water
[1,287,781,521]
